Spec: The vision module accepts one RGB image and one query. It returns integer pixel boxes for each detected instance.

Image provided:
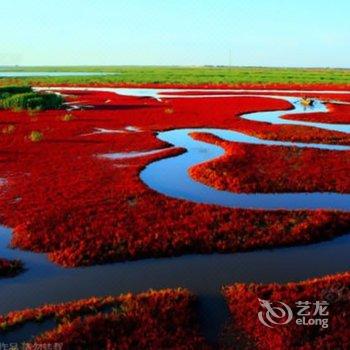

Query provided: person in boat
[300,96,314,107]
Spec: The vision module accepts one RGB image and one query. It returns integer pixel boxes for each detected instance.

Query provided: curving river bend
[1,88,350,343]
[140,96,350,211]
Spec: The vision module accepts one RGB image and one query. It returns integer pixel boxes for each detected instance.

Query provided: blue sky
[1,0,349,67]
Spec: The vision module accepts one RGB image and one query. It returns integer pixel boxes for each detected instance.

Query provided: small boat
[300,97,314,107]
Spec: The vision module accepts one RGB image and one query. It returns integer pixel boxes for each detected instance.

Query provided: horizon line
[1,65,350,70]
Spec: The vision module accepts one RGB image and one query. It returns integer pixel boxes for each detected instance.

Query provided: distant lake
[0,71,117,77]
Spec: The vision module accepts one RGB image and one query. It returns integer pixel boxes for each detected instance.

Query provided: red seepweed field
[222,272,350,350]
[0,83,349,348]
[0,289,210,349]
[0,85,349,266]
[189,132,349,193]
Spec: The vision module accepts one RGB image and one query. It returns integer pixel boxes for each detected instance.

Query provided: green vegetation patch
[1,66,350,85]
[0,86,63,110]
[0,85,32,96]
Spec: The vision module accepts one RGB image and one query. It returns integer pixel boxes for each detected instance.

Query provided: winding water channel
[1,88,349,343]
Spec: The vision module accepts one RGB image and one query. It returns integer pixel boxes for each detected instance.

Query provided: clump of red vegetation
[0,88,349,266]
[0,257,23,277]
[189,132,350,193]
[283,102,350,124]
[221,272,350,350]
[0,289,210,349]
